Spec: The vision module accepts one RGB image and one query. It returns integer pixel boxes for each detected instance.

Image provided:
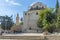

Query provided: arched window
[30,7,33,10]
[36,6,38,10]
[25,13,27,15]
[42,6,44,9]
[28,13,30,15]
[36,12,38,15]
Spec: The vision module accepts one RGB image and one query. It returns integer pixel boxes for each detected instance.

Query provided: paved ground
[0,33,45,40]
[2,33,44,36]
[0,39,17,40]
[0,33,44,40]
[0,33,60,40]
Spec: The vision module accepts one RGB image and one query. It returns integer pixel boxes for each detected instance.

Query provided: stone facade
[23,2,46,33]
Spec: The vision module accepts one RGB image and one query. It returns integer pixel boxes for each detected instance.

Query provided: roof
[29,2,46,10]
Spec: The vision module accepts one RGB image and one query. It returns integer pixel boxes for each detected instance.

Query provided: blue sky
[0,0,60,22]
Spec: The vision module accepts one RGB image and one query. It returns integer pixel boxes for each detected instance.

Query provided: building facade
[23,2,46,33]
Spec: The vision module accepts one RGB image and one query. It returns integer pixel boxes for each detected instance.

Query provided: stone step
[0,36,45,40]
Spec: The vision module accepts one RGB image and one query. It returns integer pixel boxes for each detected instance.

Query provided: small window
[28,13,30,15]
[30,7,33,10]
[36,6,38,10]
[36,12,38,15]
[29,27,32,30]
[42,6,44,9]
[25,13,27,15]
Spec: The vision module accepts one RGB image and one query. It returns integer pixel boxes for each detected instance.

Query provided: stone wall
[46,35,60,40]
[0,35,60,40]
[0,36,44,40]
[23,10,40,33]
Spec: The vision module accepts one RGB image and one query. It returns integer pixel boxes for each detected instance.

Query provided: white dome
[29,2,46,10]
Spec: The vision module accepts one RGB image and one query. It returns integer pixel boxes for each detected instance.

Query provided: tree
[55,0,59,13]
[37,8,55,33]
[1,16,14,30]
[55,0,60,32]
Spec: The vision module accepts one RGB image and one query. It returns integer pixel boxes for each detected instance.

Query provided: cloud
[5,0,22,6]
[5,0,9,2]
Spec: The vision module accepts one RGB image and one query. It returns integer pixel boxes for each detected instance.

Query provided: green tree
[37,8,55,33]
[55,0,60,32]
[56,0,59,13]
[1,16,14,30]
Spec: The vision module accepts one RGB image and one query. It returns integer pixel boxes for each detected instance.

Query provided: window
[42,6,44,9]
[25,13,27,15]
[29,27,32,30]
[36,12,38,15]
[30,7,33,10]
[28,13,30,15]
[36,6,38,10]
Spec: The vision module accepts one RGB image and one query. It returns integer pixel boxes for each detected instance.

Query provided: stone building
[16,13,20,25]
[23,2,46,33]
[11,13,22,33]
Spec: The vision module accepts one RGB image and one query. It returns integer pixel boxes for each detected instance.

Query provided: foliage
[20,22,23,25]
[55,0,60,27]
[20,17,23,25]
[37,8,55,33]
[1,16,14,30]
[55,0,59,13]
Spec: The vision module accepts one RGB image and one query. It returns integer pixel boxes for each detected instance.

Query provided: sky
[0,0,60,22]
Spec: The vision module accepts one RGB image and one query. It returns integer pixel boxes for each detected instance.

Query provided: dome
[29,2,46,10]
